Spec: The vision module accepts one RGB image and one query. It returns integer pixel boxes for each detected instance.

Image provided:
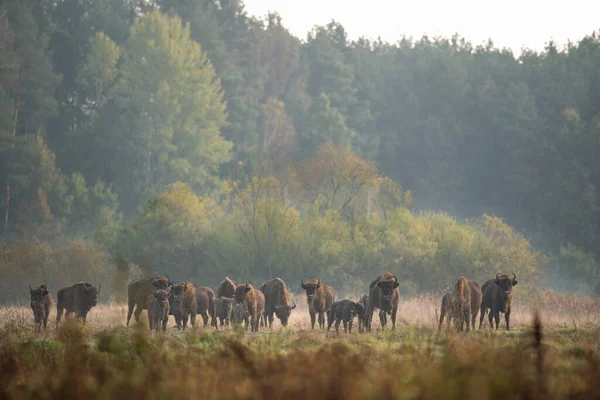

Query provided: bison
[327,299,367,334]
[233,283,265,332]
[357,294,371,333]
[56,282,101,325]
[369,272,400,330]
[30,283,51,331]
[214,297,234,326]
[216,277,237,298]
[147,289,170,332]
[126,275,173,326]
[172,282,198,329]
[259,278,297,328]
[438,277,482,332]
[480,273,518,330]
[196,286,217,329]
[231,301,245,325]
[300,279,336,329]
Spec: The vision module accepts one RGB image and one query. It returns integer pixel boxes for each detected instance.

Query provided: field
[1,293,600,400]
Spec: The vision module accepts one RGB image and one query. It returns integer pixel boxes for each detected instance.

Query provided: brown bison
[259,278,297,328]
[480,273,518,330]
[216,277,237,298]
[327,299,367,334]
[126,275,173,326]
[147,289,170,332]
[300,279,336,329]
[30,283,51,331]
[214,297,234,326]
[196,286,217,329]
[233,283,265,332]
[357,294,372,333]
[369,272,400,330]
[172,282,198,329]
[438,277,482,332]
[56,282,101,325]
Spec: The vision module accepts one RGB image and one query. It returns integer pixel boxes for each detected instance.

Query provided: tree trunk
[3,65,22,232]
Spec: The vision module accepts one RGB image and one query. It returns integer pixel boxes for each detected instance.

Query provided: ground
[0,294,599,399]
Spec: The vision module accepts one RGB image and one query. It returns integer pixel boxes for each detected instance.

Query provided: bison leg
[126,297,136,326]
[268,312,275,328]
[464,308,471,332]
[318,311,325,329]
[343,319,348,333]
[471,309,478,331]
[182,311,189,330]
[133,304,144,325]
[379,309,387,330]
[43,312,48,331]
[309,310,316,330]
[201,311,209,327]
[479,307,487,329]
[327,313,334,332]
[162,316,168,332]
[505,307,511,331]
[391,307,398,331]
[190,312,197,328]
[56,305,64,327]
[335,318,341,334]
[348,318,353,333]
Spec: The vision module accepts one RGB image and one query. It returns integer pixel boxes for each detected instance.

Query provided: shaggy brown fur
[172,282,198,329]
[56,282,101,325]
[146,289,170,332]
[196,286,217,329]
[439,278,482,331]
[369,272,400,330]
[233,283,265,332]
[214,297,234,326]
[301,279,336,329]
[216,277,237,298]
[126,275,173,326]
[259,278,296,328]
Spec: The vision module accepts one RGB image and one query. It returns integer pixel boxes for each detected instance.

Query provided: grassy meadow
[1,293,599,400]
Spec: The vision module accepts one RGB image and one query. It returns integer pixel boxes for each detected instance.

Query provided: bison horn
[290,302,297,310]
[29,285,33,292]
[166,275,172,283]
[512,273,516,281]
[393,275,398,284]
[317,279,320,286]
[301,279,304,287]
[98,282,101,292]
[496,273,500,281]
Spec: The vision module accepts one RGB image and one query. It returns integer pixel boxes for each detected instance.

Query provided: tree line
[0,0,598,300]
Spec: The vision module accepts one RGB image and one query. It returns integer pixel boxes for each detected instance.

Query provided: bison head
[152,276,171,290]
[30,284,49,303]
[495,273,517,299]
[154,290,169,312]
[275,302,297,326]
[172,282,187,303]
[85,283,101,306]
[376,275,399,303]
[233,283,252,304]
[301,279,321,302]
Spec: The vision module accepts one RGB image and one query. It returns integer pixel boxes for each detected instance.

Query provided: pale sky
[244,0,600,55]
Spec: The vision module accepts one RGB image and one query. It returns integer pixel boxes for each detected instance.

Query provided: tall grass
[1,294,600,399]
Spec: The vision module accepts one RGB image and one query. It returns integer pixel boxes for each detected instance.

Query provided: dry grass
[1,293,599,399]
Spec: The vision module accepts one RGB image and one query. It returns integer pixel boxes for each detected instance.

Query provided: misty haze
[0,0,599,399]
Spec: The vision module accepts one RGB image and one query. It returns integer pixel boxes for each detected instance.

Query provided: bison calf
[30,284,51,331]
[126,275,173,326]
[56,282,101,326]
[327,300,367,334]
[233,283,265,332]
[214,297,234,326]
[147,289,170,332]
[357,295,371,333]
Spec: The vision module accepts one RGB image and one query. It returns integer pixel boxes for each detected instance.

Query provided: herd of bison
[26,272,518,334]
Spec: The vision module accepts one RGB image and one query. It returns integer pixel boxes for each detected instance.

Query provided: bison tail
[454,277,468,300]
